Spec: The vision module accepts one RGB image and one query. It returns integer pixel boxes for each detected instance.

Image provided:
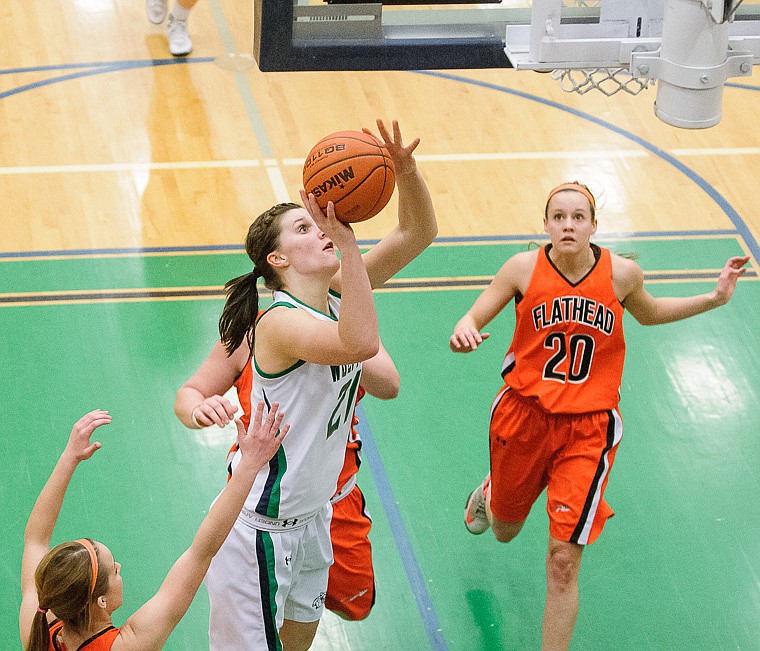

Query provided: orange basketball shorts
[489,388,623,545]
[325,483,375,620]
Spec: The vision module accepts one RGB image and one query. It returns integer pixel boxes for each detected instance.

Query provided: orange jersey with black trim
[337,385,365,488]
[49,620,120,651]
[502,244,625,413]
[231,310,266,433]
[233,353,254,432]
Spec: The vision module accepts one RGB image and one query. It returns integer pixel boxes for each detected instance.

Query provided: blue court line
[355,403,448,651]
[0,58,211,75]
[1,61,128,74]
[409,229,740,244]
[416,70,760,264]
[0,58,214,100]
[0,229,744,260]
[726,82,760,91]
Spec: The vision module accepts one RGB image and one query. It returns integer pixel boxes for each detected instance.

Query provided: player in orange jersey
[451,181,749,651]
[20,405,287,651]
[175,338,399,622]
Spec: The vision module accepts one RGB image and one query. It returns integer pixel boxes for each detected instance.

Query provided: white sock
[171,3,190,20]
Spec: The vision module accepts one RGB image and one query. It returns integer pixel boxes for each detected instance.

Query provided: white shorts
[206,502,333,651]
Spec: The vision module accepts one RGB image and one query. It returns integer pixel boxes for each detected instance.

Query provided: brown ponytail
[219,203,300,356]
[26,609,52,651]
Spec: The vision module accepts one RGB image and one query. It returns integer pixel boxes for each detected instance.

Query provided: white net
[550,67,651,96]
[549,1,650,97]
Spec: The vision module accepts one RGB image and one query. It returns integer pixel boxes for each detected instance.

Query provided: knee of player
[545,544,582,589]
[492,529,518,544]
[491,519,523,543]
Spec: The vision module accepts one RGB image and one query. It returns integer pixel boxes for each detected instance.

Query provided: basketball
[302,130,396,223]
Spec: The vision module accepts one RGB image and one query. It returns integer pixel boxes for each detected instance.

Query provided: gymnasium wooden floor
[3,2,760,649]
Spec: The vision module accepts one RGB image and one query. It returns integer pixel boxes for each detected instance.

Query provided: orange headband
[546,183,596,210]
[76,539,98,596]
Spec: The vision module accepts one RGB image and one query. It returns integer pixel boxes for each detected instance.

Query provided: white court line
[3,147,760,176]
[0,160,262,174]
[264,160,292,203]
[284,150,650,166]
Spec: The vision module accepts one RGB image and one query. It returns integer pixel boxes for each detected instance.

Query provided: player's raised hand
[364,119,419,177]
[234,401,289,472]
[63,410,112,462]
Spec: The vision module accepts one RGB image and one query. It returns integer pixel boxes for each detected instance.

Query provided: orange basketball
[302,130,396,223]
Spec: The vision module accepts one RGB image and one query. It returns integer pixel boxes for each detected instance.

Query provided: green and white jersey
[230,289,363,523]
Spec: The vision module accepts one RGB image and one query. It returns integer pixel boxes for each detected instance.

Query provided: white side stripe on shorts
[573,408,623,545]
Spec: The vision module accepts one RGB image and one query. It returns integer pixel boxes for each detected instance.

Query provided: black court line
[0,288,224,304]
[2,270,756,306]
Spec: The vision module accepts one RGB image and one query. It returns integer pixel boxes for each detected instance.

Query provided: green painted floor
[3,236,759,650]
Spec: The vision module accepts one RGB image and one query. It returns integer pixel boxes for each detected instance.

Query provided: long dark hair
[219,203,300,356]
[27,540,109,651]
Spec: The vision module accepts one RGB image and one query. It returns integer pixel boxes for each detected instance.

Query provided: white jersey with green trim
[229,289,363,522]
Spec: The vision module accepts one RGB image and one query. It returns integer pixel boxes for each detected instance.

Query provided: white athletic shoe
[168,14,192,56]
[464,475,491,535]
[146,0,168,24]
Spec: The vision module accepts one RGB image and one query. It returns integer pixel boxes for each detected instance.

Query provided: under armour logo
[281,518,299,527]
[284,555,292,566]
[312,591,327,609]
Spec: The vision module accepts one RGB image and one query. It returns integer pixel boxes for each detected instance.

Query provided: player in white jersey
[176,323,399,622]
[204,119,437,651]
[229,290,361,522]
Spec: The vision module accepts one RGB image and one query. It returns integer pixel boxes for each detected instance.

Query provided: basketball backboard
[253,0,760,128]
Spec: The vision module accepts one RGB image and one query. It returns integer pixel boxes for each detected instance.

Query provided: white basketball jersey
[230,289,363,521]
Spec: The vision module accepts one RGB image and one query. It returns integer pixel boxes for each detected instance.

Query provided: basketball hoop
[550,67,651,97]
[547,0,649,97]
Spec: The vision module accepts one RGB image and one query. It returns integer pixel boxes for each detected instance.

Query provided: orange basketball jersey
[233,352,253,432]
[50,621,120,651]
[502,244,626,413]
[337,385,365,489]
